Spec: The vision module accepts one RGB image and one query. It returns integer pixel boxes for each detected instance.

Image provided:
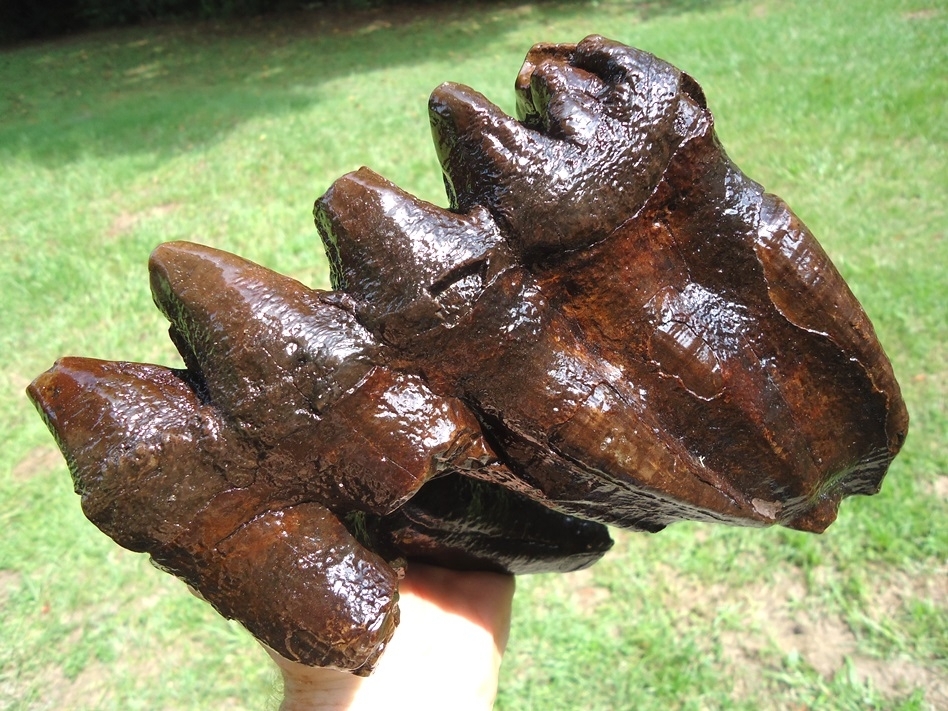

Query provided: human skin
[270,564,516,711]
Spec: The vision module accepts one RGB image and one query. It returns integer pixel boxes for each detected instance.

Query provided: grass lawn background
[1,0,945,708]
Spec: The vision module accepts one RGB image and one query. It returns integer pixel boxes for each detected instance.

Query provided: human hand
[269,563,516,711]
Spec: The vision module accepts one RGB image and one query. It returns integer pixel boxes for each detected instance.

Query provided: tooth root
[754,193,910,458]
[784,496,841,534]
[370,472,614,574]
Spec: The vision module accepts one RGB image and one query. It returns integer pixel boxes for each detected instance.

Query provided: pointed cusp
[26,357,248,551]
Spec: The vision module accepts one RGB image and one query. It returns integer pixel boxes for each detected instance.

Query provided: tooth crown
[27,239,613,673]
[27,35,906,674]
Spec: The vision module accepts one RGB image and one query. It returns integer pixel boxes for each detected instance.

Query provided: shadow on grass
[0,0,730,167]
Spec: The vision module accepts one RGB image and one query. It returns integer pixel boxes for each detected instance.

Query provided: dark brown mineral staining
[27,35,907,674]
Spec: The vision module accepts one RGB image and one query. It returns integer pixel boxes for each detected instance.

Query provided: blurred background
[1,0,945,708]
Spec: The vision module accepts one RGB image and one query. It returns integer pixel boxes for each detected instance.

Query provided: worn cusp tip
[26,358,106,472]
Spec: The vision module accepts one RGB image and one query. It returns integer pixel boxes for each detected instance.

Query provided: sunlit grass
[1,0,945,708]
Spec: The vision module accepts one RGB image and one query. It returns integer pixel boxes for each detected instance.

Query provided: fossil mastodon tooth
[28,35,906,673]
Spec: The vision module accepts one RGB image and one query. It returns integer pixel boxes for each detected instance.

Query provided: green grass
[1,0,946,708]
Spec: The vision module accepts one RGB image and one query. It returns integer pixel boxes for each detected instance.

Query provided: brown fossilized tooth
[316,167,780,531]
[27,358,246,552]
[27,36,908,674]
[26,357,401,673]
[148,240,490,515]
[149,240,380,431]
[27,238,615,671]
[144,240,613,564]
[429,40,706,261]
[424,34,908,532]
